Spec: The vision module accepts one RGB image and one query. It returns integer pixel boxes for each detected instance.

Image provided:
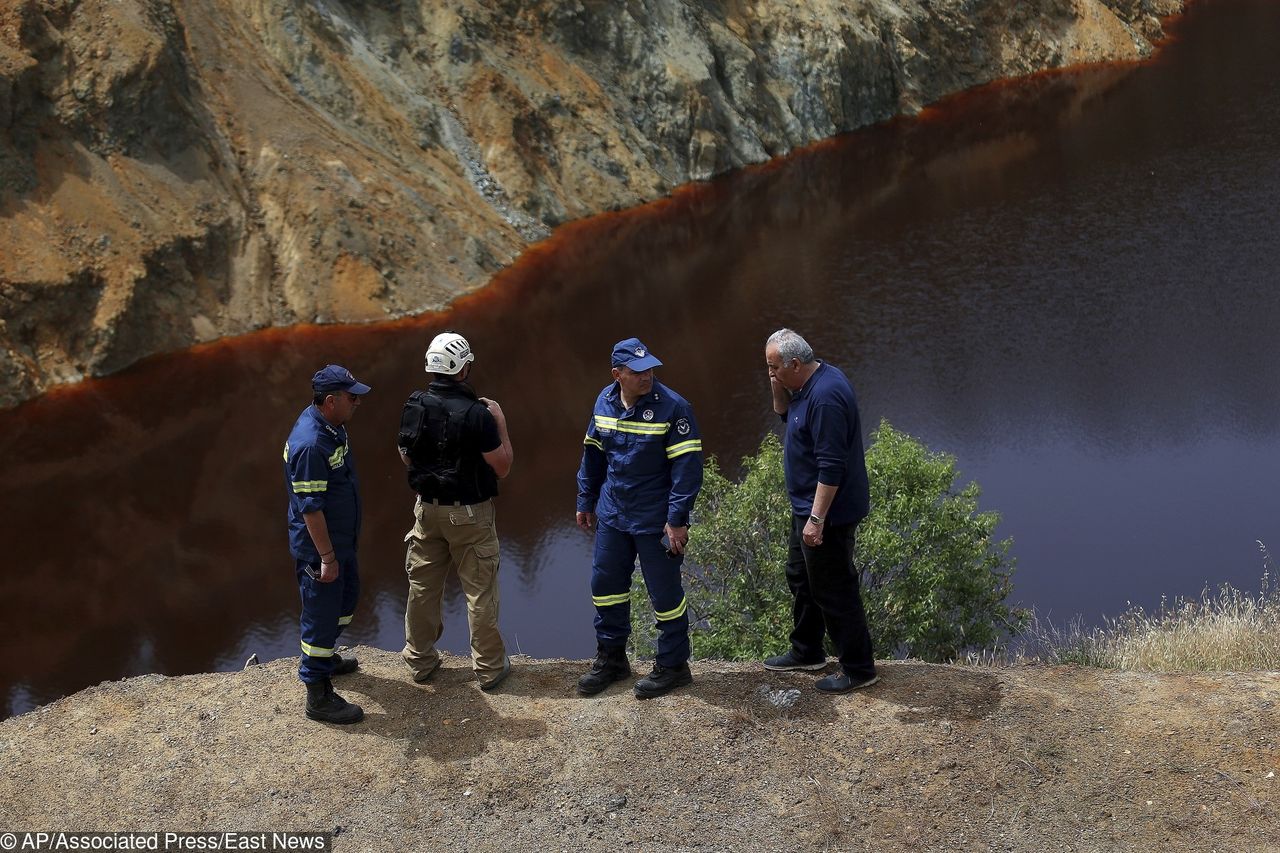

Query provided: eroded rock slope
[0,0,1180,407]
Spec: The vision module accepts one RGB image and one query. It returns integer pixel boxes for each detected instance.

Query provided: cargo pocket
[473,538,501,580]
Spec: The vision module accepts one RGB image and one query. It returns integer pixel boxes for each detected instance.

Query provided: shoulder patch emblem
[676,418,691,435]
[642,409,654,421]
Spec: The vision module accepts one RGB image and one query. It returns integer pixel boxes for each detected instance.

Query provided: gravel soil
[2,647,1278,851]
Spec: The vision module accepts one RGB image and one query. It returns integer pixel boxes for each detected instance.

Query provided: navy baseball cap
[611,337,662,371]
[311,364,371,395]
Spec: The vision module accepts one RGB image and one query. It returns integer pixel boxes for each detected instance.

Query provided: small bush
[627,436,791,660]
[859,421,1026,660]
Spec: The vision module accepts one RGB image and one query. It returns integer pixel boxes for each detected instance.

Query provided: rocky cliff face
[0,0,1181,407]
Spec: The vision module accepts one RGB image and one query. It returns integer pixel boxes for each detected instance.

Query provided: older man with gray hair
[763,329,878,693]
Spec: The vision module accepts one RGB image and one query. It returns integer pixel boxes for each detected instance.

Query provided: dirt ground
[1,647,1277,851]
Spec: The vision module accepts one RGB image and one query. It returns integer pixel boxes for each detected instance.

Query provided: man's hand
[319,558,340,583]
[663,523,689,555]
[480,397,506,427]
[576,511,596,533]
[801,519,824,548]
[769,375,790,416]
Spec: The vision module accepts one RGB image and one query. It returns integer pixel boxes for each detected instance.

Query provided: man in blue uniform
[575,337,704,699]
[764,329,878,694]
[283,364,370,723]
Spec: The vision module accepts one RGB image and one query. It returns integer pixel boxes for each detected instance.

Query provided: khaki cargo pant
[402,496,506,685]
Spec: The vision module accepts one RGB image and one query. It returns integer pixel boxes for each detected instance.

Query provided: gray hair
[766,328,815,364]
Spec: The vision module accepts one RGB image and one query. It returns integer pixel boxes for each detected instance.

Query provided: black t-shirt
[469,404,502,456]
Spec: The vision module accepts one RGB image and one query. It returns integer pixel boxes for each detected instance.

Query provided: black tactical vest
[398,381,498,503]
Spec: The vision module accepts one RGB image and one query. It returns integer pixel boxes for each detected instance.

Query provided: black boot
[634,662,693,699]
[305,679,364,724]
[331,653,359,676]
[576,645,631,696]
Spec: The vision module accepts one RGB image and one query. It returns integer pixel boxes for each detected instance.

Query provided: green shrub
[859,420,1026,660]
[627,436,792,660]
[630,421,1025,663]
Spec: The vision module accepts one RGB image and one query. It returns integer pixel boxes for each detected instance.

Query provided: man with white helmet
[397,331,514,690]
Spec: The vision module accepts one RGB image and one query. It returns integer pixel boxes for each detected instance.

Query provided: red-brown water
[4,0,1280,717]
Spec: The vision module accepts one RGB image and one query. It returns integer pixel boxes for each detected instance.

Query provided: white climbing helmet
[424,331,474,376]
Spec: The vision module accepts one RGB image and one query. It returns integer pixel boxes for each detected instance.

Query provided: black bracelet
[319,549,335,558]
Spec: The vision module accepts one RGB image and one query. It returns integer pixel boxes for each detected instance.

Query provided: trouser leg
[448,499,506,677]
[591,521,636,650]
[799,519,876,680]
[337,554,360,639]
[635,533,690,667]
[403,498,451,677]
[786,515,829,663]
[297,558,343,684]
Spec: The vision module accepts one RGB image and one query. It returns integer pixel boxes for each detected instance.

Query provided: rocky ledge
[1,648,1276,851]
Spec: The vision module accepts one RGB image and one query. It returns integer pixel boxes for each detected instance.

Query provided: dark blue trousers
[591,520,690,667]
[786,516,876,680]
[296,553,360,684]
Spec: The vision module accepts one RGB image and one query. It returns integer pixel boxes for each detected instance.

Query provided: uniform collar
[307,403,344,440]
[608,381,663,412]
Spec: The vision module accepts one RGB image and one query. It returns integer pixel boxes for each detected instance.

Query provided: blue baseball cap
[611,337,663,371]
[311,364,371,395]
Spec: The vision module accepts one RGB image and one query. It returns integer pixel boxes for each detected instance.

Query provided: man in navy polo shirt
[763,329,878,694]
[283,364,370,723]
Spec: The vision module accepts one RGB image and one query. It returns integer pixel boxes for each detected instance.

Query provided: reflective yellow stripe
[655,597,688,621]
[282,441,289,462]
[666,439,702,459]
[338,614,353,626]
[328,443,348,468]
[301,641,334,658]
[292,480,328,493]
[594,415,669,435]
[584,435,603,451]
[617,422,669,435]
[592,592,630,607]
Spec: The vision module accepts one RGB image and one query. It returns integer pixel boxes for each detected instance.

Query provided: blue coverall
[283,405,362,684]
[576,380,703,666]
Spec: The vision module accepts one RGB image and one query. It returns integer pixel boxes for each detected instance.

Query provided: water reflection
[4,0,1280,717]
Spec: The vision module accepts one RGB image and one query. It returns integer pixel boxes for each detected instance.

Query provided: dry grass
[1011,568,1280,672]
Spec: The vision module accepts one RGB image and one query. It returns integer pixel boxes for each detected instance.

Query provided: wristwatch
[808,514,825,526]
